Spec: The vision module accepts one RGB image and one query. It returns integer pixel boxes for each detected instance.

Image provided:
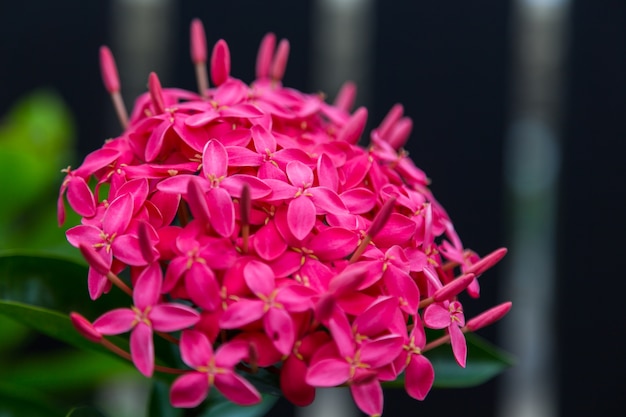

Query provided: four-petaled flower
[170,330,261,407]
[92,263,200,376]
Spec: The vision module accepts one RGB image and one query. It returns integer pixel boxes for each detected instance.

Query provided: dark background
[1,1,625,416]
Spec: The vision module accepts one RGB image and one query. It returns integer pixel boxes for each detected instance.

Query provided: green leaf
[0,301,128,358]
[383,333,515,390]
[65,406,108,417]
[0,314,29,353]
[199,392,279,417]
[0,381,65,417]
[147,379,183,417]
[430,333,515,387]
[0,253,126,317]
[3,349,134,392]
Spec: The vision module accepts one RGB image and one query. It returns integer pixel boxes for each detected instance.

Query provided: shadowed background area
[1,0,625,416]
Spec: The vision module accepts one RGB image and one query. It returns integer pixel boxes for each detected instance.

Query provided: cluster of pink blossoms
[62,19,511,417]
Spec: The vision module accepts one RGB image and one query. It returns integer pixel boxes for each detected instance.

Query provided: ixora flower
[62,18,512,417]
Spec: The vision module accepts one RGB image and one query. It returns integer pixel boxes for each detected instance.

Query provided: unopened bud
[211,39,231,86]
[271,39,290,82]
[79,243,109,276]
[465,302,512,332]
[70,312,102,343]
[334,81,357,112]
[433,273,476,302]
[99,46,120,93]
[148,72,166,114]
[466,247,508,276]
[190,18,207,64]
[256,32,276,79]
[367,196,396,239]
[377,103,404,139]
[337,107,368,144]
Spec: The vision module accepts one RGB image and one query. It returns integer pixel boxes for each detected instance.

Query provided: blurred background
[1,0,625,416]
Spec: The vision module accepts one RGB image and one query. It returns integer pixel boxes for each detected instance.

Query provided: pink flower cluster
[63,19,511,417]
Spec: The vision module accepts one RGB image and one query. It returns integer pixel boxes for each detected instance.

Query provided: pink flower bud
[240,183,251,226]
[333,81,357,112]
[211,39,231,86]
[465,302,512,332]
[70,312,102,342]
[78,243,109,276]
[377,103,404,139]
[148,72,166,114]
[190,18,207,64]
[433,273,475,302]
[367,196,396,239]
[271,39,290,82]
[256,32,276,79]
[99,46,120,93]
[466,247,508,276]
[337,107,368,144]
[387,116,413,150]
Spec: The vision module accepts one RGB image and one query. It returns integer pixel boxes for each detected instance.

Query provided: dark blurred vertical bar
[559,1,626,416]
[499,1,568,416]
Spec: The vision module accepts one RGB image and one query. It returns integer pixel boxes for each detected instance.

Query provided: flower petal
[170,372,209,408]
[286,160,313,187]
[350,377,383,417]
[180,330,213,368]
[133,262,162,310]
[202,139,228,178]
[130,322,154,377]
[150,303,200,332]
[243,260,275,296]
[103,193,134,234]
[215,372,261,405]
[252,221,288,261]
[306,358,350,387]
[264,307,295,355]
[93,308,135,335]
[219,299,265,329]
[281,355,315,407]
[66,176,96,217]
[185,262,220,311]
[207,187,235,237]
[405,354,434,401]
[423,303,451,329]
[287,196,316,241]
[449,323,467,368]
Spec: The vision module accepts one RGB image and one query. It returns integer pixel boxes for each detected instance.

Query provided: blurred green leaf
[0,90,75,218]
[0,253,125,316]
[429,333,514,387]
[199,392,279,417]
[0,301,128,358]
[3,349,134,392]
[65,406,108,417]
[383,333,514,390]
[147,380,183,417]
[0,90,78,256]
[0,381,65,417]
[0,314,29,353]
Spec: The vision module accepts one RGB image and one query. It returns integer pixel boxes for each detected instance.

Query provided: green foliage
[0,90,81,260]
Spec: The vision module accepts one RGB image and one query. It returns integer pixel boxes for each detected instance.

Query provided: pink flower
[62,19,511,415]
[424,300,467,367]
[170,330,261,407]
[92,263,200,376]
[219,260,316,354]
